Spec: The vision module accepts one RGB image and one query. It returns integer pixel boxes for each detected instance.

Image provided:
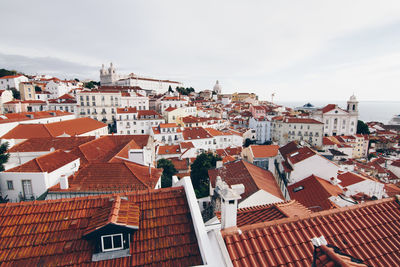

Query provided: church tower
[347,94,358,115]
[100,62,118,85]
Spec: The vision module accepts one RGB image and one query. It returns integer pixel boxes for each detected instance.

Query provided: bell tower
[347,94,358,115]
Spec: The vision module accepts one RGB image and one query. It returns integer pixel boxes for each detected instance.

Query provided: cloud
[0,53,98,80]
[1,0,400,100]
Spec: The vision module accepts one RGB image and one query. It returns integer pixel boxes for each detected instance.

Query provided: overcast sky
[1,1,400,101]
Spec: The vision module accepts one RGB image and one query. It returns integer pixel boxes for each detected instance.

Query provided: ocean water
[276,101,400,124]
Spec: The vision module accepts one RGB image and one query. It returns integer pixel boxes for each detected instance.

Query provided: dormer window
[101,234,123,252]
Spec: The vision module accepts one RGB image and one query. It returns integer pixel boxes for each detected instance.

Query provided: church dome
[349,94,357,102]
[213,80,222,94]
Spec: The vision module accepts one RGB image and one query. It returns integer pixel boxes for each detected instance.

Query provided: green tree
[190,152,221,198]
[0,142,10,172]
[34,86,42,92]
[84,81,96,89]
[244,138,254,147]
[10,88,20,100]
[176,87,195,95]
[0,69,18,78]
[157,159,177,188]
[357,120,370,135]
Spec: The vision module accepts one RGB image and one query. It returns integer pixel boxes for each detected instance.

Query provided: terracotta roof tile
[183,127,212,140]
[222,197,400,266]
[49,161,161,192]
[216,200,311,227]
[1,118,106,139]
[0,187,203,266]
[8,136,95,152]
[158,145,181,155]
[287,147,316,164]
[209,160,284,201]
[5,150,79,173]
[250,145,279,158]
[288,175,342,211]
[338,172,370,187]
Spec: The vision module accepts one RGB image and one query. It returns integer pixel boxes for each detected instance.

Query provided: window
[101,234,123,252]
[7,181,13,190]
[22,180,33,199]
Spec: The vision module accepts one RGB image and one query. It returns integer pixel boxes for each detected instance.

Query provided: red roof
[159,123,178,128]
[209,160,284,201]
[117,107,137,113]
[180,141,195,149]
[321,104,337,113]
[287,147,316,164]
[183,127,212,140]
[391,160,400,168]
[0,187,203,266]
[69,135,150,166]
[158,145,181,155]
[222,197,400,266]
[5,150,79,173]
[164,107,177,112]
[338,172,369,187]
[284,118,323,124]
[288,175,342,211]
[250,145,279,158]
[0,110,72,124]
[0,74,24,79]
[1,118,106,139]
[7,136,95,152]
[49,161,162,192]
[217,200,310,227]
[83,195,140,236]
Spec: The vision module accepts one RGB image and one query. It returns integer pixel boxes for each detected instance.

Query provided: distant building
[311,95,359,136]
[213,80,222,95]
[0,74,28,90]
[100,63,182,93]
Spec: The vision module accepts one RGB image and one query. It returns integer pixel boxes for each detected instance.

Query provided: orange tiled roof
[5,149,79,173]
[49,161,161,192]
[216,200,310,227]
[288,175,342,211]
[222,197,400,266]
[158,145,181,155]
[159,123,178,128]
[7,136,95,152]
[1,118,106,139]
[0,187,203,266]
[69,135,150,166]
[287,147,316,164]
[117,107,137,113]
[209,160,284,201]
[338,172,370,187]
[250,145,279,158]
[0,110,73,124]
[183,127,212,140]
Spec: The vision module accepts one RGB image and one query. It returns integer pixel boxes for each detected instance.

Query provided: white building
[271,117,323,147]
[151,123,183,145]
[120,90,149,110]
[116,108,164,135]
[0,150,80,202]
[48,94,77,114]
[100,63,182,93]
[249,117,271,144]
[0,89,13,113]
[0,75,28,90]
[312,95,359,137]
[45,78,78,98]
[77,90,121,123]
[157,95,189,114]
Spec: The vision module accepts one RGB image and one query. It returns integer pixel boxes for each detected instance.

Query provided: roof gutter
[173,176,232,267]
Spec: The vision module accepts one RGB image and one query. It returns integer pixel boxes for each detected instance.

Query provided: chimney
[215,177,243,229]
[149,163,151,177]
[60,175,69,190]
[216,160,223,168]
